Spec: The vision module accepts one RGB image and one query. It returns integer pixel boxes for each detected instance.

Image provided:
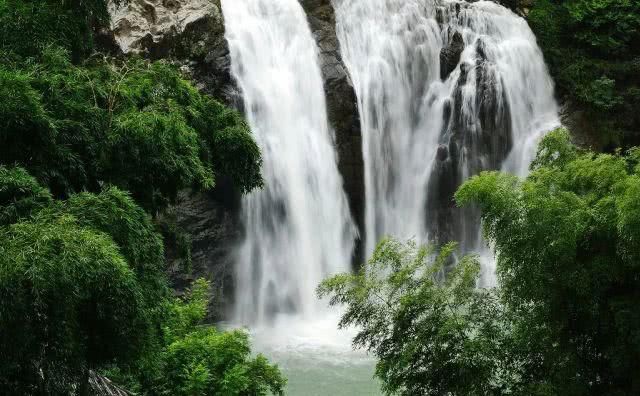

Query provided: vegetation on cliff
[0,0,282,394]
[528,0,640,147]
[322,129,640,395]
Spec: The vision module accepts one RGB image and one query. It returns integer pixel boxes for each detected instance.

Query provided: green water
[265,345,382,396]
[236,315,384,395]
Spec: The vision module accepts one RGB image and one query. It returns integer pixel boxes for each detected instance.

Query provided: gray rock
[300,0,365,262]
[108,0,238,104]
[109,0,222,55]
[440,30,464,80]
[162,183,241,321]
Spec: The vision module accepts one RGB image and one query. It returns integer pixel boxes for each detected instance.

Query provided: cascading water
[333,0,559,283]
[222,2,379,393]
[222,0,355,326]
[222,0,559,392]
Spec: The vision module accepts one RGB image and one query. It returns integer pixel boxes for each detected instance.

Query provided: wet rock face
[428,36,513,249]
[300,0,366,262]
[440,31,464,80]
[163,182,241,321]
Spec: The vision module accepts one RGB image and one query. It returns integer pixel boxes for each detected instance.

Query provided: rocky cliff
[107,0,364,315]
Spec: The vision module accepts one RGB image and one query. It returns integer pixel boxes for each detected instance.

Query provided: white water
[333,0,559,278]
[222,0,355,325]
[222,1,373,392]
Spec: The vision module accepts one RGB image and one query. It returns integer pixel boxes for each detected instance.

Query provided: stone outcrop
[108,0,239,104]
[300,0,365,262]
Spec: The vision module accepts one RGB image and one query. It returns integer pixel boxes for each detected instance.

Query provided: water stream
[222,0,558,393]
[333,0,559,284]
[222,0,356,327]
[222,0,374,394]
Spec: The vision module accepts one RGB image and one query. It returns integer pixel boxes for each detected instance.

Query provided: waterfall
[333,0,559,280]
[222,0,355,325]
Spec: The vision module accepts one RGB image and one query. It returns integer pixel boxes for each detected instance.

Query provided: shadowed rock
[440,30,464,80]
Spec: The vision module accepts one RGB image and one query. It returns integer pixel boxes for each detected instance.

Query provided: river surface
[227,315,383,395]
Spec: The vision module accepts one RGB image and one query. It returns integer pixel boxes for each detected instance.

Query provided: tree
[0,48,262,212]
[0,214,148,395]
[528,0,640,146]
[319,239,509,396]
[456,128,640,395]
[0,166,52,225]
[105,279,287,396]
[0,0,121,60]
[322,129,640,395]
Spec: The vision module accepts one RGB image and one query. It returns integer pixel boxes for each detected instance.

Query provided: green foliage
[106,279,286,396]
[0,166,52,225]
[163,328,285,396]
[324,130,640,395]
[0,49,262,212]
[0,170,280,395]
[0,214,147,395]
[456,127,640,394]
[159,280,285,396]
[164,278,211,344]
[528,0,640,144]
[0,0,119,60]
[319,239,509,396]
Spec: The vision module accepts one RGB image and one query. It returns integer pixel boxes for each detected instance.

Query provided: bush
[528,0,640,145]
[0,0,118,60]
[0,50,262,211]
[456,128,640,394]
[323,130,640,395]
[0,215,148,394]
[319,239,508,395]
[0,166,52,225]
[104,279,286,395]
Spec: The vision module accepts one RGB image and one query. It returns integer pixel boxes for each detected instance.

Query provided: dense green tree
[456,128,640,394]
[0,0,120,60]
[0,166,52,225]
[0,214,148,395]
[161,280,285,396]
[0,172,282,395]
[323,130,640,395]
[104,279,286,396]
[319,239,510,396]
[0,48,262,211]
[527,0,640,146]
